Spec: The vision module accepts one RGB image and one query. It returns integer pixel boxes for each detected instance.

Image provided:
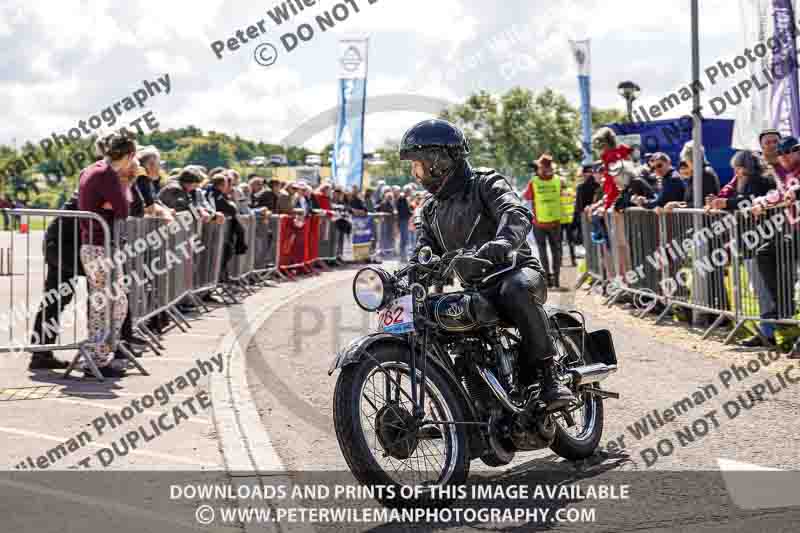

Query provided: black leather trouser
[481,267,556,385]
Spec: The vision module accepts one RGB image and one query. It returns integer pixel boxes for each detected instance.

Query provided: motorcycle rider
[400,119,575,411]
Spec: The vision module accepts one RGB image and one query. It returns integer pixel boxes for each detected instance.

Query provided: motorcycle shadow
[362,452,635,533]
[490,449,634,480]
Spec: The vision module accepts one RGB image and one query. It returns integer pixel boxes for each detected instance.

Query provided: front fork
[409,272,428,421]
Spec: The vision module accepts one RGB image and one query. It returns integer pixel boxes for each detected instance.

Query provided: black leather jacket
[414,162,543,284]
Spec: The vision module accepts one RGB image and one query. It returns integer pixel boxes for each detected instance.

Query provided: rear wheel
[333,344,470,507]
[549,326,604,460]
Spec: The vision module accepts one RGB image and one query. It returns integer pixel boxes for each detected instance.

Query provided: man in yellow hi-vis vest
[522,154,563,288]
[560,177,576,267]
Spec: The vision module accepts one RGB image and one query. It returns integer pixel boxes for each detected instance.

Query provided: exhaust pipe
[476,366,525,414]
[569,363,618,386]
[475,363,618,414]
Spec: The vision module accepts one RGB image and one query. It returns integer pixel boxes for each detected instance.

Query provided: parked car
[305,154,322,166]
[270,154,288,166]
[248,156,267,166]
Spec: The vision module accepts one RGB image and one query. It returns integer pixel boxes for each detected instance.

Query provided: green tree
[527,88,582,167]
[439,87,581,185]
[179,139,235,169]
[232,136,257,161]
[440,90,499,169]
[322,143,334,166]
[372,140,410,181]
[591,107,627,130]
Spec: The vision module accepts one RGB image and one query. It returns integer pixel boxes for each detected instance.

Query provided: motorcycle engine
[455,340,494,414]
[510,412,557,451]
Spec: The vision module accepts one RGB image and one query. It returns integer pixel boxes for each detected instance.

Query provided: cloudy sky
[0,0,747,152]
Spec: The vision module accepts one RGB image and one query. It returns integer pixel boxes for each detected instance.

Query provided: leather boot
[538,358,575,411]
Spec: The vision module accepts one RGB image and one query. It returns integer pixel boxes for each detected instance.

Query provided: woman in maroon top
[78,131,135,377]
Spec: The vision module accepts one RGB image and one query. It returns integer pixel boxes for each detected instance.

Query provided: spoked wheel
[333,344,469,507]
[549,327,604,460]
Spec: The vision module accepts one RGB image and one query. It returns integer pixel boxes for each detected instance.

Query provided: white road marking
[0,426,217,468]
[718,458,799,510]
[44,397,210,425]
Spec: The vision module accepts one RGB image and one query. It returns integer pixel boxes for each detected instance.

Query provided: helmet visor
[399,145,433,161]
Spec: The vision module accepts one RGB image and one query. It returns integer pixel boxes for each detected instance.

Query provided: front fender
[327,332,408,376]
[328,331,488,459]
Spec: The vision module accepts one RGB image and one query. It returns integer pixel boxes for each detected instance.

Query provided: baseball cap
[758,128,781,144]
[136,145,160,160]
[777,136,799,155]
[650,152,671,164]
[178,166,207,183]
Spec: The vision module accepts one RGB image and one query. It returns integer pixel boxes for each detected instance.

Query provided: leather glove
[476,239,513,264]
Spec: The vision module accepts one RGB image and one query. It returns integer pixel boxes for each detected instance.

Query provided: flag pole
[691,0,706,325]
[691,0,703,210]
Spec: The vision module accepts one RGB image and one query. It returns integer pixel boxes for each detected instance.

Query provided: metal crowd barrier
[578,204,800,342]
[192,219,226,298]
[0,208,135,381]
[369,212,392,259]
[600,208,667,314]
[575,211,605,291]
[729,205,799,343]
[229,214,257,293]
[315,211,338,265]
[115,216,188,363]
[251,214,280,280]
[0,247,11,276]
[2,201,410,381]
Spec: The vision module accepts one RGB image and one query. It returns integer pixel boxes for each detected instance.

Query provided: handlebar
[399,247,518,286]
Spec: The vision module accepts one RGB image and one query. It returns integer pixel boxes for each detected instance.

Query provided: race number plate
[376,295,414,334]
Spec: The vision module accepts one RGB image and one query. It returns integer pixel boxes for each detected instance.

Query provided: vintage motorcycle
[329,247,619,505]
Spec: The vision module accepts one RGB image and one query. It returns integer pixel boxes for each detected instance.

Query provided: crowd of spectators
[576,126,800,356]
[17,130,430,376]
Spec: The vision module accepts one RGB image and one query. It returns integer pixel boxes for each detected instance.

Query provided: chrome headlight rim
[352,267,394,312]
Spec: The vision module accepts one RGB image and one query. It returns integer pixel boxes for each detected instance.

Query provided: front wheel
[333,343,469,507]
[549,327,605,460]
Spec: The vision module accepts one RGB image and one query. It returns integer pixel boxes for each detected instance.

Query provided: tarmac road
[245,263,800,532]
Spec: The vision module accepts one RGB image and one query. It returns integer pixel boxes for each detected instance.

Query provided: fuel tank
[426,291,500,332]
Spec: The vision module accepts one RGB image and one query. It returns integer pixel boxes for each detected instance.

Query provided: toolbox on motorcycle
[586,329,617,366]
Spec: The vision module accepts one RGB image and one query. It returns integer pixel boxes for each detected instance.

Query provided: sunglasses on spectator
[654,163,666,170]
[779,145,800,155]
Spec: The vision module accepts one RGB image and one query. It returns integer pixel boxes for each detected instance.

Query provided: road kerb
[209,270,357,533]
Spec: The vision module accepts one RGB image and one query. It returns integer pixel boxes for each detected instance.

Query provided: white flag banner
[733,0,775,150]
[338,39,368,79]
[569,39,591,77]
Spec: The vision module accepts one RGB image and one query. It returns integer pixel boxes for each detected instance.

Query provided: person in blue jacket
[631,152,686,209]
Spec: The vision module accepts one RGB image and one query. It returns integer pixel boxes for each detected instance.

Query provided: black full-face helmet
[399,119,470,193]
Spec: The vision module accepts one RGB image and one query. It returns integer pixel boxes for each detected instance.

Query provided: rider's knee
[499,269,546,306]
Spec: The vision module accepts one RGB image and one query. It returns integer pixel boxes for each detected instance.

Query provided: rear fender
[328,332,487,459]
[547,309,583,330]
[547,308,586,359]
[548,308,619,367]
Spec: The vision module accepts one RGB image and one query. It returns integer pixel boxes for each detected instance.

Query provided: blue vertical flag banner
[333,38,369,191]
[569,39,593,165]
[771,0,800,137]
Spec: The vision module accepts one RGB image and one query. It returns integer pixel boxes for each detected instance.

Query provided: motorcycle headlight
[352,267,393,312]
